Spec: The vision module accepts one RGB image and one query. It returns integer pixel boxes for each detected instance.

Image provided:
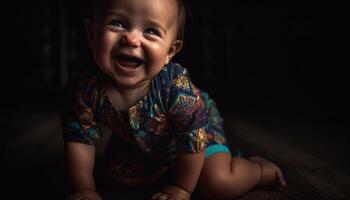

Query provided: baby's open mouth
[114,54,144,68]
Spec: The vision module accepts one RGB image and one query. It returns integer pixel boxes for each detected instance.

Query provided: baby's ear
[166,40,183,64]
[85,18,94,48]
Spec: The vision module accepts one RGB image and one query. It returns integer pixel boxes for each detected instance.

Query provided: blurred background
[1,0,349,199]
[2,1,349,123]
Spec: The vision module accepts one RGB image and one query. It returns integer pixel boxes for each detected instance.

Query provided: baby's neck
[104,79,151,111]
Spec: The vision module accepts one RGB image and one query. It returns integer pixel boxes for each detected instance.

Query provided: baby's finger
[151,192,162,200]
[158,194,169,200]
[152,193,169,200]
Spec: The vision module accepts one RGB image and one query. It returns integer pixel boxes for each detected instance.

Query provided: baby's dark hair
[175,0,187,41]
[87,0,187,41]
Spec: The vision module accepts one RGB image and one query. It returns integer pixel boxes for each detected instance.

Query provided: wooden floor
[1,109,349,200]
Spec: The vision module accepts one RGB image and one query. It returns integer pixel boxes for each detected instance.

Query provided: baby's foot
[250,156,287,190]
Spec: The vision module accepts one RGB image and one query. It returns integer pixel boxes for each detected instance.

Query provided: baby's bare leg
[197,153,286,199]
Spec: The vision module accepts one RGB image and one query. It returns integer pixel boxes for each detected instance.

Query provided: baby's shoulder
[161,62,190,79]
[154,62,194,96]
[155,62,191,87]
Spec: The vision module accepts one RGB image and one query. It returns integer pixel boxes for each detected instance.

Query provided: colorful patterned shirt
[61,62,228,165]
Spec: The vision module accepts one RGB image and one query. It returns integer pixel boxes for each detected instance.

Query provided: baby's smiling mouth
[114,54,144,68]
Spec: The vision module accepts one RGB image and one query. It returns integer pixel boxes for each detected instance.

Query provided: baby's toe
[276,170,287,190]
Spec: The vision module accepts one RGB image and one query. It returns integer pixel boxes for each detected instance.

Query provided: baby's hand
[68,190,102,200]
[151,185,190,200]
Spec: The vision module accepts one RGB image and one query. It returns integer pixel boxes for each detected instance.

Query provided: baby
[61,0,287,199]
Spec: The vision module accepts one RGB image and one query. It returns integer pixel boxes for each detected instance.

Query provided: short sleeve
[60,75,102,145]
[168,64,209,153]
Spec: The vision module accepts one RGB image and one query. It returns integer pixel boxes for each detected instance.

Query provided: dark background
[1,0,349,199]
[2,1,349,124]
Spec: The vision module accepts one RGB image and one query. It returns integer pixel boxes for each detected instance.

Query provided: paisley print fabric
[61,62,230,171]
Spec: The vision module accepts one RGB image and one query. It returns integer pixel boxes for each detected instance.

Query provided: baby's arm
[65,142,102,200]
[152,151,205,200]
[172,152,205,193]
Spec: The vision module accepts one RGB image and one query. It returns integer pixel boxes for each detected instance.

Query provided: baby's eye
[144,28,161,36]
[107,19,125,29]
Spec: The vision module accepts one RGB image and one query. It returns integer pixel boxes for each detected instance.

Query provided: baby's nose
[121,31,141,47]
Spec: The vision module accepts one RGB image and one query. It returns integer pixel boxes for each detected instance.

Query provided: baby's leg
[197,153,286,199]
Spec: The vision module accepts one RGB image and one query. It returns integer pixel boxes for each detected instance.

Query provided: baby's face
[86,0,182,89]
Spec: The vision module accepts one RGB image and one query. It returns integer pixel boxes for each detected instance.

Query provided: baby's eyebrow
[105,10,127,17]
